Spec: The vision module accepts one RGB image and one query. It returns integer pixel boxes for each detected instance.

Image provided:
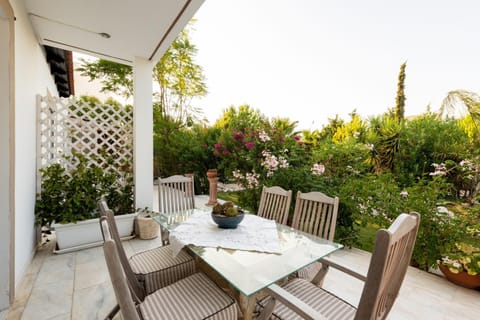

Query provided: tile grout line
[69,250,77,320]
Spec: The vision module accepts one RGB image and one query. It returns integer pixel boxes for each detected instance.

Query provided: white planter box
[53,213,137,254]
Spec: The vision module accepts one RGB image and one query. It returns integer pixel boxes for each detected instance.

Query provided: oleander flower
[258,131,271,142]
[244,141,254,150]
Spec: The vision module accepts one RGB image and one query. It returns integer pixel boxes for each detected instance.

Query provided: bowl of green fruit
[211,201,245,229]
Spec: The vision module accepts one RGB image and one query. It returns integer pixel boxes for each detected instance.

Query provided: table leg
[194,256,258,319]
[237,293,256,320]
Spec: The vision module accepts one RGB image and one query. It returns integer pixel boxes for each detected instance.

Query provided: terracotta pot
[438,264,480,289]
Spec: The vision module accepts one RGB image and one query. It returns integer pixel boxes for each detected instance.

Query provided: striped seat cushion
[140,272,238,320]
[296,261,322,282]
[130,245,196,294]
[256,278,356,320]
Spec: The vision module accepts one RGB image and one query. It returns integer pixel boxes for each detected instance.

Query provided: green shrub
[35,153,134,226]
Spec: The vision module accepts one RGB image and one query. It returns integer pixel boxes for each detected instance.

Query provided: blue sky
[191,0,480,130]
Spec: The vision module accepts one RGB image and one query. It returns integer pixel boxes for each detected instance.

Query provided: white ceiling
[24,0,204,65]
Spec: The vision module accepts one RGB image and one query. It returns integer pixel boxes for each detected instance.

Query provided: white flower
[400,190,408,198]
[232,169,244,180]
[278,156,289,169]
[259,131,271,142]
[311,163,325,176]
[430,163,447,176]
[245,172,260,188]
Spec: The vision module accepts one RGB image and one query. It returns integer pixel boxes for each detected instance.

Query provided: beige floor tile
[21,281,73,320]
[121,240,135,258]
[44,314,70,320]
[75,246,105,265]
[74,260,109,291]
[35,253,75,286]
[72,281,116,320]
[127,237,163,253]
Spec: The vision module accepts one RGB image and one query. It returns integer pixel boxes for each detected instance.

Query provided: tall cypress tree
[394,62,407,122]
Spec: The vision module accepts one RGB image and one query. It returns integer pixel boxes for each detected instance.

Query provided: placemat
[169,211,281,256]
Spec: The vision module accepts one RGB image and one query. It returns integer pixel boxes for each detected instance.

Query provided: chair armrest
[265,284,328,320]
[319,257,367,282]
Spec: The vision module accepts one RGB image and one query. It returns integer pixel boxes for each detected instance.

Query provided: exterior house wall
[0,0,14,310]
[10,0,58,285]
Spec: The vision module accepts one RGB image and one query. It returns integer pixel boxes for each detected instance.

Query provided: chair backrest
[158,175,195,213]
[100,218,141,320]
[257,186,292,225]
[355,212,420,320]
[97,199,145,301]
[291,191,339,241]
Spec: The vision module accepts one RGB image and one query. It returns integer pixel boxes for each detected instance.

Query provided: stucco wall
[0,0,13,310]
[11,0,58,285]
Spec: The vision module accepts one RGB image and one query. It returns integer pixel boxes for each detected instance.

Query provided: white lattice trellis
[36,94,133,190]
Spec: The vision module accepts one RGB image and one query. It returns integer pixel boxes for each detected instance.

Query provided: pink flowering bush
[213,122,317,213]
[214,126,308,187]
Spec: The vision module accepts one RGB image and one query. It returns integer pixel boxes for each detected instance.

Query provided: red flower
[233,132,245,140]
[222,149,231,155]
[244,141,254,149]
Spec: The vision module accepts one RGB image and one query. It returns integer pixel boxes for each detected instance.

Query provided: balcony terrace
[5,195,480,320]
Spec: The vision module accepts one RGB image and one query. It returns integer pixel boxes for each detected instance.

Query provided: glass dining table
[152,208,343,320]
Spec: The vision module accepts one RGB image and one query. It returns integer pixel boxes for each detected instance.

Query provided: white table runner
[169,211,282,256]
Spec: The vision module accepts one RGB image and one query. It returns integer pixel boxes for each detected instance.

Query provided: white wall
[10,0,58,285]
[0,2,12,310]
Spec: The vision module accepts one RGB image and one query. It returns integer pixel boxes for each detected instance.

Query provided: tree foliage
[441,89,480,127]
[76,23,206,127]
[153,27,207,125]
[76,60,133,98]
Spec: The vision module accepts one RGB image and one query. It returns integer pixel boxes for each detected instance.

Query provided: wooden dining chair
[256,212,420,320]
[158,175,195,245]
[100,218,239,320]
[97,199,196,298]
[257,186,292,225]
[158,175,195,214]
[292,191,339,284]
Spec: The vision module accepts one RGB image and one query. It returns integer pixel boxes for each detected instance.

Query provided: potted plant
[135,208,160,240]
[438,242,480,289]
[35,152,136,252]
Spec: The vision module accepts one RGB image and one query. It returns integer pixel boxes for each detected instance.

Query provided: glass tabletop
[152,208,343,297]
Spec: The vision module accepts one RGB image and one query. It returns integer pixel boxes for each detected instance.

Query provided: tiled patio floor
[6,195,480,319]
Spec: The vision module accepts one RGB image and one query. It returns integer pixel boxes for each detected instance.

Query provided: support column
[133,57,154,210]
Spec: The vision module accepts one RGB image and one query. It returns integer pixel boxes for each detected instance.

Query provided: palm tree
[440,90,480,126]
